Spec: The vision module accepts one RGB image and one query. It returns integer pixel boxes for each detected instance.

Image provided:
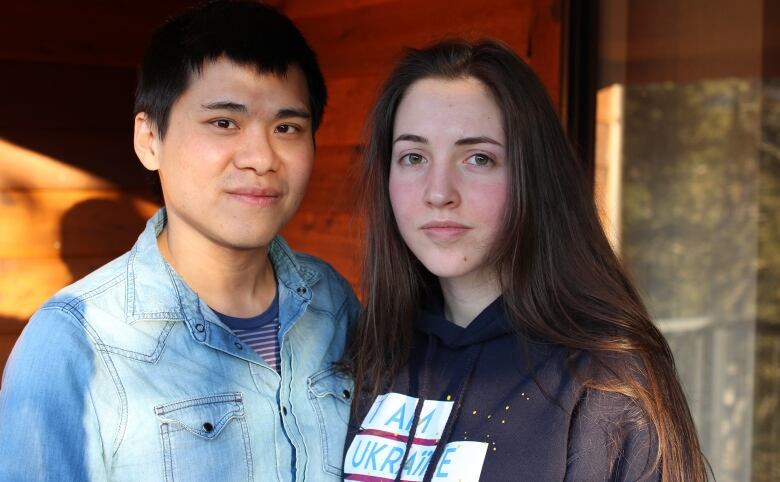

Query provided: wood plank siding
[0,0,562,375]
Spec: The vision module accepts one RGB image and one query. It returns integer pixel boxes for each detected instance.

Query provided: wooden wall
[0,0,562,375]
[280,0,562,287]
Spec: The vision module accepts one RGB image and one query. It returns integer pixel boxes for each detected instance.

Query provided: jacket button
[296,286,307,295]
[343,389,351,399]
[234,342,243,349]
[203,422,214,433]
[195,323,205,333]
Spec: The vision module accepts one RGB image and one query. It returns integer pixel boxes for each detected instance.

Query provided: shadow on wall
[1,197,149,382]
[59,197,149,279]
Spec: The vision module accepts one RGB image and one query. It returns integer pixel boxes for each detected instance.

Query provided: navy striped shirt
[213,293,280,372]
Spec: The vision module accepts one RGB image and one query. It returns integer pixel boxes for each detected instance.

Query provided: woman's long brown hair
[345,39,707,481]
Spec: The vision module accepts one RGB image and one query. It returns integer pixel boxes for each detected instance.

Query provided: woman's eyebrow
[393,134,428,144]
[455,136,503,146]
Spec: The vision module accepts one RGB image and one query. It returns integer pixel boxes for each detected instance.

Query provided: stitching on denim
[84,385,107,467]
[305,305,337,318]
[156,393,252,481]
[305,281,353,320]
[125,244,138,319]
[160,423,173,482]
[128,312,184,323]
[240,417,254,481]
[98,319,177,362]
[306,369,346,476]
[47,304,129,458]
[45,298,180,363]
[42,272,125,314]
[154,392,243,415]
[333,293,352,323]
[164,264,202,342]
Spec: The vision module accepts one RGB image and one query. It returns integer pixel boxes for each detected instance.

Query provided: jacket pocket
[307,366,353,477]
[155,392,253,482]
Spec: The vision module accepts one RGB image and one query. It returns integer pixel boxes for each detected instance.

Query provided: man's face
[140,57,314,252]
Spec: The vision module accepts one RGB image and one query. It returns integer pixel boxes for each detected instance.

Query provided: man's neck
[157,223,277,319]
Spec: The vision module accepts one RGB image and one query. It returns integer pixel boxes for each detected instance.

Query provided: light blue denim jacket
[0,209,359,481]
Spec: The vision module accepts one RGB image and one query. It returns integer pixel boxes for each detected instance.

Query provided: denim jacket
[0,209,359,481]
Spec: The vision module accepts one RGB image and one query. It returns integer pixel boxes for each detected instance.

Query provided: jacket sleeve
[0,307,112,481]
[565,388,661,482]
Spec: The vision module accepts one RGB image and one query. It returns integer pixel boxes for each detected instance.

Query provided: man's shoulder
[46,251,131,310]
[30,246,179,357]
[289,250,358,317]
[292,251,343,279]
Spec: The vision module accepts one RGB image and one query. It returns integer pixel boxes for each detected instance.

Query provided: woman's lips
[420,221,470,241]
[226,187,281,207]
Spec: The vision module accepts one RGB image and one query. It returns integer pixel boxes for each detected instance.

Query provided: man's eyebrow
[275,108,311,119]
[454,136,503,146]
[393,134,428,144]
[200,101,247,113]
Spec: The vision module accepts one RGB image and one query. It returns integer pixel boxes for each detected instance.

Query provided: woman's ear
[134,112,161,171]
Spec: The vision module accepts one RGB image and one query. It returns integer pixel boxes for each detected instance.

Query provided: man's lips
[226,187,282,206]
[420,221,470,241]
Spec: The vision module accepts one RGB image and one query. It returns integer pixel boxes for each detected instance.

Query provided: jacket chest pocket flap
[308,367,353,477]
[155,393,254,481]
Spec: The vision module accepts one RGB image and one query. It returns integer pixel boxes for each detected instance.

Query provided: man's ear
[134,113,161,171]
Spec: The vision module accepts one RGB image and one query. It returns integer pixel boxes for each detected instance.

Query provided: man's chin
[207,225,278,252]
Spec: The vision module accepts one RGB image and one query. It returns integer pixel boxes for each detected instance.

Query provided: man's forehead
[179,57,309,111]
[191,57,300,86]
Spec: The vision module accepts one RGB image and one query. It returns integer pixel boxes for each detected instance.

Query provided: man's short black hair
[134,0,327,139]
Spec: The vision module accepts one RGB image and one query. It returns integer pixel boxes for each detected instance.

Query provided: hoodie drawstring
[422,343,482,482]
[394,333,483,482]
[394,334,437,482]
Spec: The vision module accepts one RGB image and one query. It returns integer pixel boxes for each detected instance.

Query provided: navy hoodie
[343,296,660,481]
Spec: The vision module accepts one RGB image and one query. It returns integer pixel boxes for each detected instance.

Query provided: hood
[415,294,513,349]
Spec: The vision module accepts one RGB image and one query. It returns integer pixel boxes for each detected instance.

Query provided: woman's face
[389,77,508,285]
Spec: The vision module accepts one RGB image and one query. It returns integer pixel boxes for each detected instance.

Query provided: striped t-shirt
[212,293,280,372]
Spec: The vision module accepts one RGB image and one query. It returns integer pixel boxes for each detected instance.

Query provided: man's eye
[212,119,236,129]
[401,153,425,165]
[274,124,298,134]
[466,153,493,166]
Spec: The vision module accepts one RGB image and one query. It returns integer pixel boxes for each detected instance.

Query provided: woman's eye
[212,119,236,129]
[466,153,493,166]
[274,124,298,134]
[401,153,425,165]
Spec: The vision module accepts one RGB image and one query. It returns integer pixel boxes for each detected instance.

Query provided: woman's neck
[439,268,501,328]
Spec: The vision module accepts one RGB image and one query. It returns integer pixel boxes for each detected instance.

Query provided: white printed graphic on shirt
[344,393,488,481]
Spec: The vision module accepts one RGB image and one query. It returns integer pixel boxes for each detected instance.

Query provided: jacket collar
[124,208,319,324]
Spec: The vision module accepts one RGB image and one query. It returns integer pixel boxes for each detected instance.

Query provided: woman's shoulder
[565,385,660,481]
[563,351,660,481]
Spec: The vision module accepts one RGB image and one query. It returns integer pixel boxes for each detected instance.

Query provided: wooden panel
[0,137,115,190]
[0,190,158,258]
[0,257,113,321]
[300,145,362,212]
[300,1,563,147]
[600,0,764,84]
[294,0,536,79]
[282,210,362,287]
[274,0,394,18]
[0,60,136,131]
[530,0,563,108]
[0,131,146,190]
[0,332,21,383]
[0,1,195,67]
[315,76,384,147]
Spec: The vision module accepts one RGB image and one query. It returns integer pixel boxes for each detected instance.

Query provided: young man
[0,2,357,480]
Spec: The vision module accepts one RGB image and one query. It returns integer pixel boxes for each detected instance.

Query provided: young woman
[342,40,707,481]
